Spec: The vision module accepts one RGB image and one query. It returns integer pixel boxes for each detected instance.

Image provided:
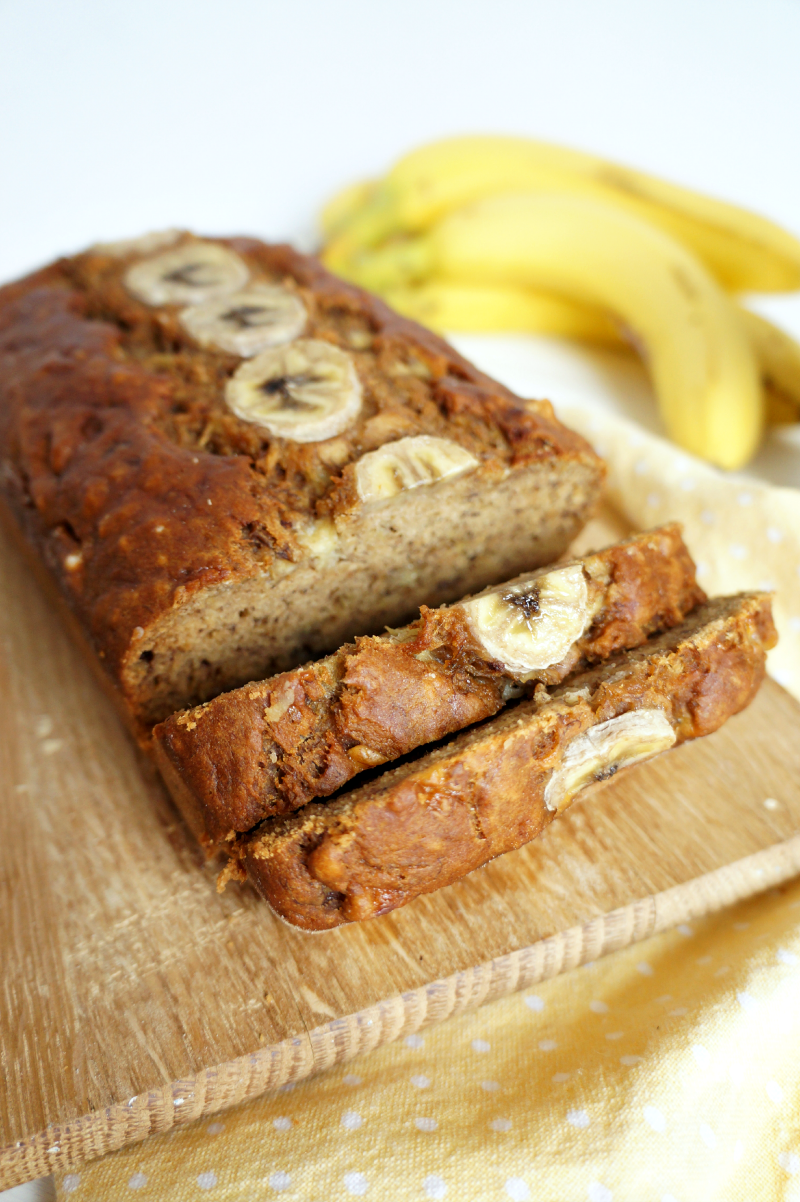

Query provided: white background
[2,0,800,298]
[2,0,800,1196]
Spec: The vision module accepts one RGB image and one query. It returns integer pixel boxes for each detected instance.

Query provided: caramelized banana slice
[355,434,478,503]
[225,339,362,442]
[179,284,306,356]
[461,563,590,675]
[125,241,249,306]
[544,708,676,813]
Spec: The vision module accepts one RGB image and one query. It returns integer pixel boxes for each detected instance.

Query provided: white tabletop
[2,0,800,1195]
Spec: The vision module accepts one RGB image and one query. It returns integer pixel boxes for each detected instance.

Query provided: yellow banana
[319,178,376,240]
[738,308,800,423]
[341,192,762,469]
[388,280,799,429]
[324,135,800,293]
[385,280,623,346]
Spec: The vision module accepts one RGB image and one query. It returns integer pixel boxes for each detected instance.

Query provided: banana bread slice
[241,592,776,930]
[0,232,603,733]
[154,523,705,848]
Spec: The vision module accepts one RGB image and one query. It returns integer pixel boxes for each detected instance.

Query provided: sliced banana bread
[241,592,776,930]
[154,523,705,849]
[0,231,604,733]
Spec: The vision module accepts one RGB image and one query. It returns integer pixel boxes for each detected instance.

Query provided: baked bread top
[0,232,603,727]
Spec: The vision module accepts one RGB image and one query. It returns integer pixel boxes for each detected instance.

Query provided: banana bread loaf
[154,523,705,849]
[241,592,776,930]
[0,231,604,733]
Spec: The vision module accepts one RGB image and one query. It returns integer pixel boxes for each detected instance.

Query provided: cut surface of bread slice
[241,592,776,930]
[154,523,705,848]
[0,233,603,732]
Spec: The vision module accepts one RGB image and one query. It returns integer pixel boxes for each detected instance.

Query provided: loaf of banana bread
[0,231,604,733]
[241,592,776,930]
[154,523,705,849]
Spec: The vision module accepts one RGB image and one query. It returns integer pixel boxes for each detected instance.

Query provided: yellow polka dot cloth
[55,403,800,1202]
[560,405,800,703]
[56,882,800,1202]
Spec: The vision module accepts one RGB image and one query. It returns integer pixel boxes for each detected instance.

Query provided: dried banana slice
[125,241,249,306]
[544,709,676,813]
[225,339,362,442]
[355,435,478,503]
[179,284,307,357]
[461,563,590,675]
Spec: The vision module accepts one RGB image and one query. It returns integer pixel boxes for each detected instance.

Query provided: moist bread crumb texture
[153,523,706,848]
[241,592,777,930]
[0,233,604,730]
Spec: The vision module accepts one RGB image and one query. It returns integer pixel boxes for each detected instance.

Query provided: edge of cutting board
[4,834,800,1189]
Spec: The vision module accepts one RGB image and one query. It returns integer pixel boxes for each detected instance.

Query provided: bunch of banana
[320,135,800,469]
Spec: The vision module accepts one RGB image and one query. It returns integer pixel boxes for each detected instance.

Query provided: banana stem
[323,187,404,260]
[320,179,378,240]
[324,238,434,293]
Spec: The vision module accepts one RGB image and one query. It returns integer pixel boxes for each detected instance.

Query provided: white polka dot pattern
[691,1044,711,1070]
[643,1105,666,1133]
[779,1151,800,1175]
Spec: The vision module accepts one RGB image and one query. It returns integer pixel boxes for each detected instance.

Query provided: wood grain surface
[1,512,799,1189]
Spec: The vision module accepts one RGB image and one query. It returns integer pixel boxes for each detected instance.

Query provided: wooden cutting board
[2,511,800,1190]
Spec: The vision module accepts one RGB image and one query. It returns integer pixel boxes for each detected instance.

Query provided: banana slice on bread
[125,241,250,306]
[225,339,363,441]
[460,563,591,676]
[180,284,307,356]
[544,708,677,813]
[355,435,478,503]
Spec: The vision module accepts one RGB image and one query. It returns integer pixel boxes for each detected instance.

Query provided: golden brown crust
[0,234,602,730]
[153,524,705,847]
[242,593,776,930]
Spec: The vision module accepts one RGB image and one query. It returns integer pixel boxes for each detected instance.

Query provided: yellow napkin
[55,879,800,1202]
[55,398,800,1202]
[560,404,800,702]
